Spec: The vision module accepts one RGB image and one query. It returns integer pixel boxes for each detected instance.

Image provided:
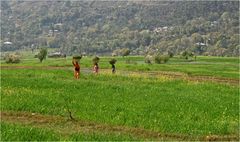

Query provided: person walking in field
[111,64,115,74]
[92,56,100,74]
[93,63,99,74]
[109,59,117,74]
[72,60,80,79]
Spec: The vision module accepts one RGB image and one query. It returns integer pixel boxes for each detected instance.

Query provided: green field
[0,55,239,141]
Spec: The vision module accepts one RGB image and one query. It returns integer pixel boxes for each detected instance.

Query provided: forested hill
[1,1,239,56]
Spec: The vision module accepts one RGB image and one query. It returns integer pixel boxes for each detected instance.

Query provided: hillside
[1,1,239,56]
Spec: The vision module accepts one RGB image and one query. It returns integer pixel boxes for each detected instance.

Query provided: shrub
[180,51,196,61]
[38,48,47,62]
[5,53,21,63]
[145,55,153,64]
[154,55,169,64]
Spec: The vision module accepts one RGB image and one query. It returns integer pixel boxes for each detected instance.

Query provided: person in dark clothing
[112,64,116,74]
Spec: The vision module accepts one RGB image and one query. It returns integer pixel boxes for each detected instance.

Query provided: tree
[216,36,229,49]
[38,48,47,62]
[191,33,203,43]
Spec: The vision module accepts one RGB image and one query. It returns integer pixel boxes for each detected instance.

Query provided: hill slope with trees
[1,1,239,56]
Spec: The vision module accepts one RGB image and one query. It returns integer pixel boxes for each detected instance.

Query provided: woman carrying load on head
[72,60,80,79]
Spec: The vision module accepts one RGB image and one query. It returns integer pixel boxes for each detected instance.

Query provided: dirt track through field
[1,65,239,85]
[1,111,238,141]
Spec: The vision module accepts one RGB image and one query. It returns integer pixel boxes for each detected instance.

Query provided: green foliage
[37,48,48,63]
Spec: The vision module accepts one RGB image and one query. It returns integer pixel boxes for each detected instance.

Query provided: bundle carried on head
[109,58,117,65]
[92,56,100,64]
[73,55,82,60]
[72,55,82,62]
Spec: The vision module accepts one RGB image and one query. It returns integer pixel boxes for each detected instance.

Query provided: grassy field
[1,51,239,79]
[0,54,239,141]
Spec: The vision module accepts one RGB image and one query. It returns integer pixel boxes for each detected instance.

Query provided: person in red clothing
[72,60,80,79]
[93,63,99,74]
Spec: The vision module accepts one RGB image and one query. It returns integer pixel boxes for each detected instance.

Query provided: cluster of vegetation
[180,51,196,61]
[4,53,21,63]
[37,48,48,63]
[154,54,170,64]
[1,1,239,56]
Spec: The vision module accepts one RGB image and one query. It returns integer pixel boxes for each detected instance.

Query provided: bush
[180,51,196,61]
[145,55,153,64]
[5,53,21,63]
[38,48,47,62]
[154,55,169,64]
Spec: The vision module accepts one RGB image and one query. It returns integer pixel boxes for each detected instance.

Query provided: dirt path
[1,65,239,85]
[1,111,238,141]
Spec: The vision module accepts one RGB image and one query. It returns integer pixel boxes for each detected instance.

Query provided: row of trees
[8,47,198,64]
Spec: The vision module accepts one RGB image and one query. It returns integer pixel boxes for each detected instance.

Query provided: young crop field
[0,55,239,141]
